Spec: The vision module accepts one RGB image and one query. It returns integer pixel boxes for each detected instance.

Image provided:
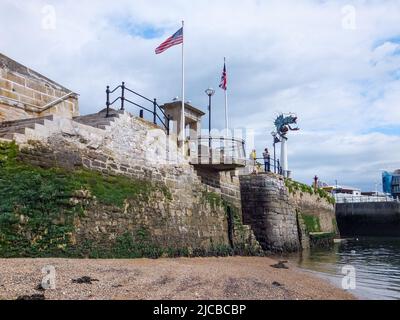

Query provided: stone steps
[0,115,53,129]
[73,109,122,129]
[0,116,55,140]
[0,109,123,142]
[0,122,39,134]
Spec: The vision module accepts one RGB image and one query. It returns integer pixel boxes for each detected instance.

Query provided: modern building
[382,170,400,199]
[321,185,361,196]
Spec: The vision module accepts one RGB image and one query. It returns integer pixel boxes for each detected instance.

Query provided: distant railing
[253,157,283,175]
[335,195,399,203]
[189,136,246,166]
[105,82,170,134]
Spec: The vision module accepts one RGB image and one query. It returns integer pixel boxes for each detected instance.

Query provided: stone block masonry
[290,191,337,234]
[240,174,300,252]
[1,107,338,254]
[1,110,263,255]
[0,53,79,122]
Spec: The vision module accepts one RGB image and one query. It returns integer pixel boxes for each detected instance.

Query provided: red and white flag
[155,27,183,54]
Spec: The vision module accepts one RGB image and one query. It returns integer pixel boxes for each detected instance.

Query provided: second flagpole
[224,58,228,134]
[181,20,185,156]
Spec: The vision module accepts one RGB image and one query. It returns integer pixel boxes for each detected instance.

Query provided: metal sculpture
[272,113,299,178]
[274,114,299,138]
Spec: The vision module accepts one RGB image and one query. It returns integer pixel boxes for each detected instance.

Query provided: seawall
[336,202,400,237]
[239,174,338,252]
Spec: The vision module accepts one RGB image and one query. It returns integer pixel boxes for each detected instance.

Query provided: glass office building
[382,170,400,199]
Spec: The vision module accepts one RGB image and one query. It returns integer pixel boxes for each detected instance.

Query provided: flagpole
[224,57,229,134]
[181,20,185,156]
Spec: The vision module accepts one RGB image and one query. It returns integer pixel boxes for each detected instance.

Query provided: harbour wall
[336,202,400,237]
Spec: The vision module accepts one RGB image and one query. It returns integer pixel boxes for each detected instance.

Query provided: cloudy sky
[1,0,400,191]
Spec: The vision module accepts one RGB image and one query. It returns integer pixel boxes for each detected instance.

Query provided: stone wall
[73,187,229,251]
[336,202,400,237]
[0,53,79,122]
[289,191,337,234]
[193,167,262,253]
[194,168,241,208]
[5,110,263,254]
[239,174,300,252]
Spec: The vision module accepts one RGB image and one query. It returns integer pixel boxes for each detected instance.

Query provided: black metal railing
[253,157,283,175]
[105,82,170,134]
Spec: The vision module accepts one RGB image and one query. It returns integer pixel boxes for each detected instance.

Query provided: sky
[1,0,400,191]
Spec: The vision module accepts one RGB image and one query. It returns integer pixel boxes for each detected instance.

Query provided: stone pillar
[239,174,300,252]
[280,136,288,177]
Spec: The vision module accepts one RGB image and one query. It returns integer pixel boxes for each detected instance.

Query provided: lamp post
[205,88,215,149]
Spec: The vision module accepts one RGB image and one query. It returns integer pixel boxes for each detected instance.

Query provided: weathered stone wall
[289,192,337,234]
[192,167,263,252]
[0,53,79,122]
[72,188,229,250]
[4,111,264,254]
[194,168,242,208]
[240,174,300,252]
[336,202,400,237]
[220,170,242,209]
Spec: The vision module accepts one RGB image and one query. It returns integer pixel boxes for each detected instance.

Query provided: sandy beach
[0,256,354,300]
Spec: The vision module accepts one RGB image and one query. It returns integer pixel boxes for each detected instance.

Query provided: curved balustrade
[189,136,247,169]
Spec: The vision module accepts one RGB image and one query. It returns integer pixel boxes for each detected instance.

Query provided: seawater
[289,237,400,300]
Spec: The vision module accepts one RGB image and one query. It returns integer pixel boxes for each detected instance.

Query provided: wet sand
[0,256,355,300]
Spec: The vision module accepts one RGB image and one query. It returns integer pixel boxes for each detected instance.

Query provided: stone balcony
[188,136,247,171]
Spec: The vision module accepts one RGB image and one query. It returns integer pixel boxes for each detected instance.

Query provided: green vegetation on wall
[201,191,263,256]
[0,141,169,258]
[301,213,322,233]
[201,191,224,209]
[285,179,335,205]
[0,142,256,259]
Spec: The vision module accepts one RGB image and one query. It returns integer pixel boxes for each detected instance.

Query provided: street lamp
[205,88,215,149]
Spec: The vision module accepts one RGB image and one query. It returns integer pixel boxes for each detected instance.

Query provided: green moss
[285,179,314,195]
[0,141,262,259]
[331,217,339,233]
[0,142,171,258]
[309,232,335,240]
[0,141,18,166]
[201,191,224,209]
[285,178,335,205]
[316,188,336,205]
[301,214,322,233]
[67,169,157,207]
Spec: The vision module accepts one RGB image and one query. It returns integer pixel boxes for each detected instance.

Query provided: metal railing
[335,195,399,203]
[40,92,76,113]
[105,82,170,134]
[1,92,77,115]
[189,136,247,166]
[253,157,283,175]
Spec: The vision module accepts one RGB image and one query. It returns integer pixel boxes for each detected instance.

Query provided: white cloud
[1,0,400,191]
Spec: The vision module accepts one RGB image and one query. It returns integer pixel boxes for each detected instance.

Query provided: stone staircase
[73,108,123,129]
[0,115,54,141]
[0,109,123,142]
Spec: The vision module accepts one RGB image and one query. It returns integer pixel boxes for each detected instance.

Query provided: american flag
[219,62,227,91]
[155,27,183,54]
